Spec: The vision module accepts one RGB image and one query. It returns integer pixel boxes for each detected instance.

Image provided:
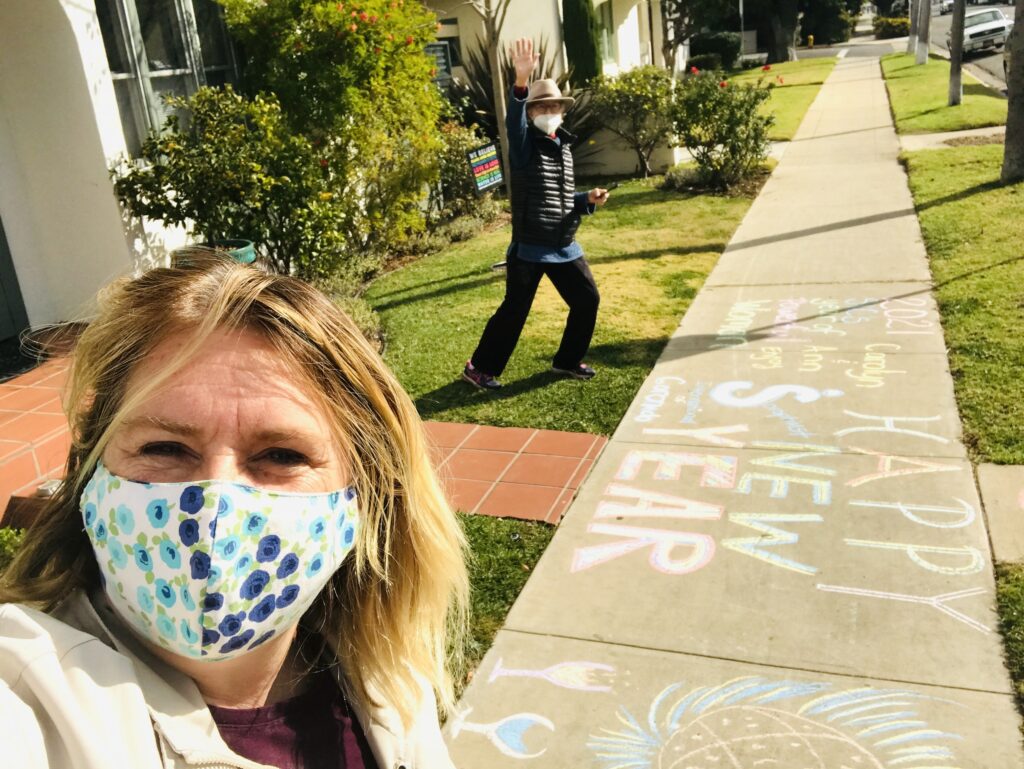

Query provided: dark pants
[471,249,600,377]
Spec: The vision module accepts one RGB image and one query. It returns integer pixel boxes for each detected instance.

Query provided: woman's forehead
[122,327,334,431]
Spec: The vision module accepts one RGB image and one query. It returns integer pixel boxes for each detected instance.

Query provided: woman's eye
[140,442,188,457]
[260,448,309,466]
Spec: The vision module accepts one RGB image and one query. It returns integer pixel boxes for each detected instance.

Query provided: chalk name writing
[844,344,906,388]
[765,403,812,438]
[751,347,783,370]
[835,411,950,444]
[800,345,836,373]
[679,381,707,424]
[769,297,805,339]
[713,300,772,347]
[635,376,686,423]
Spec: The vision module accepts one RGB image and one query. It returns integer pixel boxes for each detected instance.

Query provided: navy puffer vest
[510,127,580,248]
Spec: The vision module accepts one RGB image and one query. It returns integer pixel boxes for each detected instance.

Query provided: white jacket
[0,592,456,769]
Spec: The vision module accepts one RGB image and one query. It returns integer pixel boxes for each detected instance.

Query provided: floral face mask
[80,462,358,661]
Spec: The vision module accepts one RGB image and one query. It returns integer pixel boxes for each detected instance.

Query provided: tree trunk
[637,147,652,178]
[913,0,921,54]
[948,0,966,105]
[915,0,931,65]
[1002,0,1024,183]
[769,0,800,62]
[660,2,677,75]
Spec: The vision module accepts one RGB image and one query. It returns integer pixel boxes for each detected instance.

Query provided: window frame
[98,0,238,156]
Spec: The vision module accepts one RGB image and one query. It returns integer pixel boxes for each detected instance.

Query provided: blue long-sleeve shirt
[506,86,595,264]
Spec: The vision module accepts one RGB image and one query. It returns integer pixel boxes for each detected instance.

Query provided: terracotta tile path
[0,360,605,526]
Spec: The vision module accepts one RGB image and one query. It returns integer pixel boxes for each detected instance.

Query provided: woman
[0,251,468,769]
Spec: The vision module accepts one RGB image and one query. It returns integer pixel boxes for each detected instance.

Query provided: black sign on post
[466,144,503,195]
[425,41,453,84]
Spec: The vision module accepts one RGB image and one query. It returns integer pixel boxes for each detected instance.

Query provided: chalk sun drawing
[587,677,963,769]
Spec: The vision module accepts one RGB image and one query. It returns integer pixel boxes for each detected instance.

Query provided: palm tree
[915,0,931,65]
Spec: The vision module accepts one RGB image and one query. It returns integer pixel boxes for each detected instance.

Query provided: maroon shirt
[208,672,379,769]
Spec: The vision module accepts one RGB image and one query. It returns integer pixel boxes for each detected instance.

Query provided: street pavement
[931,3,1014,89]
[445,55,1024,768]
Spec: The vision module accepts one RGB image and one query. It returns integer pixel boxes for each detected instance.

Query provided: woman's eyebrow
[121,415,202,436]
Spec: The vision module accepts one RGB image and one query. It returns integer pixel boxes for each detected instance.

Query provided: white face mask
[81,462,358,661]
[533,113,563,134]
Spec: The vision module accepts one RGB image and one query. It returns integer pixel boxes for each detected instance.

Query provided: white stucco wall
[0,0,183,328]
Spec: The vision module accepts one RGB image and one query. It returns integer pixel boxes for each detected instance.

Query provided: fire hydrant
[808,34,815,49]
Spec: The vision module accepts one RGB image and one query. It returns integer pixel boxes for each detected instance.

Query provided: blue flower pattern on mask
[80,463,358,661]
[145,499,170,528]
[179,519,199,546]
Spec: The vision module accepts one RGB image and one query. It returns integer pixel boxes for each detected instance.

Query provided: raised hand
[510,38,539,87]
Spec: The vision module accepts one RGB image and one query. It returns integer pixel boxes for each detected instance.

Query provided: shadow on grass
[415,336,672,419]
[915,178,1005,212]
[373,245,727,313]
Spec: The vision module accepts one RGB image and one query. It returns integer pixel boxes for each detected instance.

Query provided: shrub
[687,53,723,72]
[690,32,742,71]
[591,66,675,177]
[430,122,499,225]
[672,71,774,189]
[873,16,910,39]
[113,86,346,281]
[0,528,23,574]
[219,0,444,264]
[661,162,701,191]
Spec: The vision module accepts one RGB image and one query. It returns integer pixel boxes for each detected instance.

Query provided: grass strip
[460,514,555,690]
[367,177,755,434]
[732,57,838,141]
[882,53,1007,134]
[904,143,1024,719]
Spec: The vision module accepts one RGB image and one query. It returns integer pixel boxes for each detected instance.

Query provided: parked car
[949,8,1014,54]
[938,0,953,15]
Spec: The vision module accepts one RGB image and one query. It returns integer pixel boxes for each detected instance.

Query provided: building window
[95,0,237,156]
[596,1,617,64]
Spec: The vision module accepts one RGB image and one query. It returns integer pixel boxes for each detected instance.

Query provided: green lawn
[732,58,838,141]
[460,514,554,690]
[366,178,755,434]
[903,143,1024,719]
[882,53,1007,134]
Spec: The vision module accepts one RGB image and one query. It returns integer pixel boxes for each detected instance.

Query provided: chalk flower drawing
[448,706,555,759]
[587,677,962,769]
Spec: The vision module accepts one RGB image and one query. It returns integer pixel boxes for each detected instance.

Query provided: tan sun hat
[525,78,575,109]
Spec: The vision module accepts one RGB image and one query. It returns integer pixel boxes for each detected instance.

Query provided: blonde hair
[0,250,468,723]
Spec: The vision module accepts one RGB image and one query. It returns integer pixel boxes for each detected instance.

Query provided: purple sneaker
[552,363,596,380]
[462,361,502,390]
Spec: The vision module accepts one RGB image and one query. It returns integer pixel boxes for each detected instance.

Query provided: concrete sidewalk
[445,57,1024,768]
